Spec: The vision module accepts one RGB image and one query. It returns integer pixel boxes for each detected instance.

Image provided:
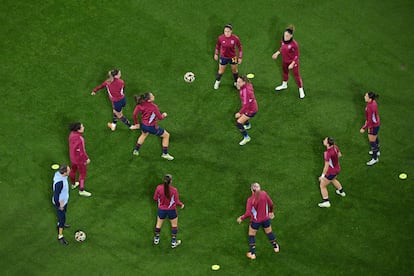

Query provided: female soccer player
[131,92,174,160]
[237,183,279,260]
[68,122,91,197]
[272,25,305,99]
[153,174,184,248]
[213,24,243,90]
[318,137,346,208]
[235,75,258,146]
[360,91,381,166]
[91,69,139,131]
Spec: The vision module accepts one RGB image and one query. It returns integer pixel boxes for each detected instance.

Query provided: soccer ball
[75,230,86,242]
[184,72,195,83]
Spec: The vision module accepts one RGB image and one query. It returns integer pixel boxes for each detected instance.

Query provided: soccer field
[1,0,413,275]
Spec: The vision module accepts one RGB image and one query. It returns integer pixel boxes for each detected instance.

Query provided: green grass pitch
[1,0,413,275]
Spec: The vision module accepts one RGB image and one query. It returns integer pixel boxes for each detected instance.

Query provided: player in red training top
[131,92,174,160]
[272,25,305,99]
[153,174,184,248]
[237,183,280,260]
[213,24,243,90]
[235,75,258,146]
[68,122,91,197]
[318,137,346,208]
[360,91,381,166]
[91,69,139,131]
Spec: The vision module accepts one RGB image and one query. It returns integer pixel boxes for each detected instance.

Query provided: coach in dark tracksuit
[52,165,71,246]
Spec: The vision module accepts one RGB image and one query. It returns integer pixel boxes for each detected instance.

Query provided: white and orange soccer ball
[184,72,195,83]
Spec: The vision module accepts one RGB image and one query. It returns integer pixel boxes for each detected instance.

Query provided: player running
[131,92,174,160]
[318,137,346,208]
[91,69,139,131]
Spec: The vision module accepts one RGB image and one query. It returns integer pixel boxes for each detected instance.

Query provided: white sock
[282,81,288,86]
[299,87,304,93]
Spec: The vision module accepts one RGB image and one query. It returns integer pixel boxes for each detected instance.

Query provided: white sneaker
[369,150,380,156]
[275,82,288,91]
[318,201,331,208]
[153,236,160,245]
[79,190,92,197]
[366,158,379,166]
[335,190,346,197]
[161,153,174,160]
[239,136,251,146]
[171,240,181,248]
[243,124,251,130]
[214,80,220,90]
[71,182,79,190]
[107,122,116,131]
[132,150,139,156]
[299,88,305,99]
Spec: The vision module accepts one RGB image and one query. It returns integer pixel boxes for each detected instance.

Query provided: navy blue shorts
[244,112,256,118]
[368,126,380,135]
[158,209,177,220]
[112,97,126,112]
[141,124,165,136]
[251,219,271,230]
[325,174,337,180]
[219,56,238,65]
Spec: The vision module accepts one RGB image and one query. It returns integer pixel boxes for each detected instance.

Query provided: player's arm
[319,160,330,181]
[237,200,252,223]
[53,181,63,209]
[214,38,220,60]
[132,106,141,126]
[91,81,107,95]
[237,37,242,63]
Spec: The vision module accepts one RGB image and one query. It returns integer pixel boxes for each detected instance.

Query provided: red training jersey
[133,101,165,126]
[240,191,274,223]
[215,34,242,59]
[92,78,125,102]
[362,100,380,129]
[279,38,300,64]
[153,184,183,210]
[69,131,89,165]
[239,82,258,115]
[324,145,341,175]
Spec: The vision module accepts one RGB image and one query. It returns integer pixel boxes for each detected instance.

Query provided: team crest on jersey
[288,45,292,49]
[231,40,234,44]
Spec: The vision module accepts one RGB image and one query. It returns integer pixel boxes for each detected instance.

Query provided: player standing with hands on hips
[272,25,305,99]
[235,75,258,146]
[213,24,243,90]
[91,69,139,131]
[153,174,184,248]
[360,91,381,166]
[318,137,346,208]
[237,183,280,260]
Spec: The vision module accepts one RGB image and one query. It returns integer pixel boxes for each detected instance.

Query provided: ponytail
[134,92,152,105]
[367,91,379,100]
[163,174,172,199]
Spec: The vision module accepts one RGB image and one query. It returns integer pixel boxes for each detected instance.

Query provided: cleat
[243,124,251,130]
[233,82,237,88]
[79,190,92,197]
[58,237,68,246]
[318,201,331,208]
[153,236,160,245]
[274,244,280,253]
[214,80,220,90]
[71,182,79,190]
[107,122,116,131]
[369,150,380,156]
[132,150,140,156]
[246,252,256,259]
[239,136,251,146]
[366,158,379,166]
[161,153,174,161]
[336,190,346,197]
[275,84,287,91]
[129,124,140,130]
[299,89,305,99]
[171,240,181,248]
